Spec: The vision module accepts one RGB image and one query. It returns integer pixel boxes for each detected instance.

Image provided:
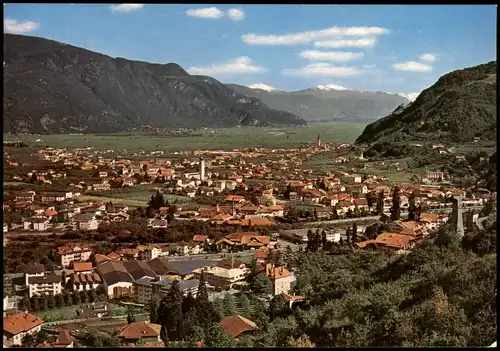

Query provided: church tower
[317,134,321,147]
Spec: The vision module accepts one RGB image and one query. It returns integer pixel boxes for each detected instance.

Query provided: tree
[366,192,377,208]
[47,294,55,310]
[150,296,160,324]
[390,186,401,221]
[269,294,288,321]
[321,230,328,251]
[345,227,351,245]
[223,293,237,316]
[408,191,417,221]
[247,258,261,285]
[195,271,219,326]
[22,334,35,347]
[55,293,65,308]
[204,322,236,347]
[250,272,272,296]
[127,308,136,324]
[287,334,316,348]
[88,290,97,303]
[80,290,89,304]
[352,222,358,243]
[63,291,73,306]
[36,330,49,345]
[38,294,48,311]
[376,191,385,215]
[465,211,475,233]
[160,324,169,347]
[72,291,81,305]
[19,296,30,312]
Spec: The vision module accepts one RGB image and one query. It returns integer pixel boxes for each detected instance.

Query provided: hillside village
[2,138,496,348]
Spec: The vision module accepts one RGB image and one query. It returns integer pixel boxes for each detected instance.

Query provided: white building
[56,244,93,268]
[3,312,44,347]
[192,266,247,291]
[28,275,63,298]
[138,246,162,261]
[266,264,295,296]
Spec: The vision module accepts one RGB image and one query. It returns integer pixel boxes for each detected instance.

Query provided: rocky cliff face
[3,34,306,134]
[355,61,497,145]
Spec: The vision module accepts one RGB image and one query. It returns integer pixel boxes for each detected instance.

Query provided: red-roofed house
[192,235,209,243]
[118,322,161,344]
[220,315,259,339]
[3,312,44,346]
[56,244,93,268]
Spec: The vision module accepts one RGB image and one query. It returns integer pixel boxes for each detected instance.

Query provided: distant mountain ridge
[355,61,497,145]
[3,34,306,134]
[226,83,409,122]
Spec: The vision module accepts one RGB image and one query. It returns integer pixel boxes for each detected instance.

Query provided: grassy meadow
[4,123,367,153]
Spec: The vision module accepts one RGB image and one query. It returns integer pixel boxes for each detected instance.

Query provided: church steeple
[317,134,321,147]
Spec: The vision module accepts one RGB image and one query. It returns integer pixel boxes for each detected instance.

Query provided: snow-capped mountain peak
[398,92,420,102]
[248,83,276,92]
[314,84,350,91]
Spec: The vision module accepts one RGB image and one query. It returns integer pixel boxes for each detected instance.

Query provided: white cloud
[188,56,266,76]
[363,64,376,69]
[248,83,275,92]
[281,63,360,77]
[110,4,144,13]
[419,53,438,62]
[227,8,245,21]
[242,26,390,45]
[314,37,378,49]
[392,61,432,72]
[299,50,364,62]
[4,18,40,33]
[186,7,225,19]
[398,92,420,102]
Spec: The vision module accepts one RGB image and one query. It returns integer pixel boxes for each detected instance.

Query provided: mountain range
[3,34,306,134]
[226,83,410,122]
[356,61,497,145]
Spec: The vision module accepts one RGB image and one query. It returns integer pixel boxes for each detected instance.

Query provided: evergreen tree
[72,291,81,305]
[352,222,358,243]
[80,290,89,303]
[346,227,352,245]
[466,211,475,233]
[246,257,261,285]
[127,308,136,324]
[150,296,160,324]
[47,294,55,310]
[223,293,237,316]
[205,323,236,347]
[269,294,288,321]
[195,271,219,325]
[408,191,417,221]
[88,290,97,303]
[19,296,30,312]
[250,273,272,296]
[321,230,328,251]
[182,291,197,314]
[168,279,184,340]
[390,186,401,221]
[63,292,72,306]
[376,191,385,215]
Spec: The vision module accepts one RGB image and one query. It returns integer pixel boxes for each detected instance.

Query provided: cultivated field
[4,123,367,153]
[83,185,192,206]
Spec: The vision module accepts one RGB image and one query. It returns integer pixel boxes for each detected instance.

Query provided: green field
[77,195,148,207]
[84,185,192,205]
[4,123,367,153]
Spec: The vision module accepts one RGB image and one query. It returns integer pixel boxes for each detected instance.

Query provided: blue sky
[4,4,497,99]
